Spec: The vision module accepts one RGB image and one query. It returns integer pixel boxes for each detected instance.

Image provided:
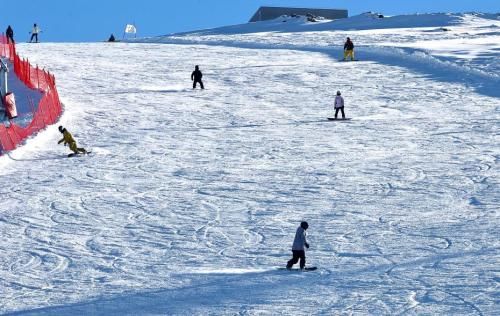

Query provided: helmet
[58,126,64,132]
[300,221,309,230]
[337,91,341,96]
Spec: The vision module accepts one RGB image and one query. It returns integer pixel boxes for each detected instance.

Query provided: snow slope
[141,12,500,94]
[0,12,499,315]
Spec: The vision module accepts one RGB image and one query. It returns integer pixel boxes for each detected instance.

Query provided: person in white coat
[286,221,310,270]
[29,23,41,43]
[334,90,346,119]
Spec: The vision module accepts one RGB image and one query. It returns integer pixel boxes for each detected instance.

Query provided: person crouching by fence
[191,65,204,89]
[343,37,355,61]
[6,25,14,44]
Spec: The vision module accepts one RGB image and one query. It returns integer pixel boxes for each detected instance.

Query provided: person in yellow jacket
[343,37,355,61]
[58,126,87,155]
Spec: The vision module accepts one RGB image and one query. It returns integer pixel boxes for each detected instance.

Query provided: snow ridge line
[134,37,500,97]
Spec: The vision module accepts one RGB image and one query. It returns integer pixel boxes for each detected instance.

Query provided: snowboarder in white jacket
[29,23,41,43]
[334,91,346,119]
[286,221,310,270]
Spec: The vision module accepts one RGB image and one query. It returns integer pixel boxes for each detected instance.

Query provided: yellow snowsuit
[58,130,85,154]
[344,50,355,61]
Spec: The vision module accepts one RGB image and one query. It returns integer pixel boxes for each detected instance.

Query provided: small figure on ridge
[29,23,41,43]
[6,25,14,44]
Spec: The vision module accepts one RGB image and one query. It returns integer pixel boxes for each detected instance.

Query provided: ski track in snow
[0,39,497,315]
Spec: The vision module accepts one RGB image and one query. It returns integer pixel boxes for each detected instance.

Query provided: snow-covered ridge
[163,12,500,35]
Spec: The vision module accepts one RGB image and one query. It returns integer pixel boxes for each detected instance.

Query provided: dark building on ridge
[249,6,348,22]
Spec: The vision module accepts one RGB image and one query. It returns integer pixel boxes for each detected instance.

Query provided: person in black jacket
[343,37,355,61]
[6,25,14,44]
[191,65,204,89]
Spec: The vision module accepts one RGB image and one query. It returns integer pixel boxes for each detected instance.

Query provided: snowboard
[278,267,317,272]
[339,59,359,62]
[327,118,352,121]
[67,151,92,158]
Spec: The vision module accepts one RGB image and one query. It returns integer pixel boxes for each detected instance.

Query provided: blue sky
[3,0,499,42]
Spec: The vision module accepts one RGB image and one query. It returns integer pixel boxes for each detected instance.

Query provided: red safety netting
[0,34,62,153]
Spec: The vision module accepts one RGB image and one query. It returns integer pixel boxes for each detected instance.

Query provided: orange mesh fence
[0,34,62,153]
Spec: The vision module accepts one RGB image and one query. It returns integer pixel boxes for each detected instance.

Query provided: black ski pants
[193,79,204,89]
[335,107,345,119]
[287,250,306,269]
[30,33,38,43]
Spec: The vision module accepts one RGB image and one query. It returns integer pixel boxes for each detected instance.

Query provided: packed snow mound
[170,12,493,36]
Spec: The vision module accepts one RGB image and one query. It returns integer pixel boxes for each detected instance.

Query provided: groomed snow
[143,12,500,87]
[0,12,499,315]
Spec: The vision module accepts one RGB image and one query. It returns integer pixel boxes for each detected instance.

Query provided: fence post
[25,59,28,83]
[36,65,40,89]
[0,58,9,98]
[10,41,15,61]
[25,58,29,85]
[22,58,26,83]
[14,55,18,76]
[21,58,25,83]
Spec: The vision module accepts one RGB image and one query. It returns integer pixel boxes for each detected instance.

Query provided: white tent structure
[123,24,137,39]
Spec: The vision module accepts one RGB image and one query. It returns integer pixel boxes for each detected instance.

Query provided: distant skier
[334,91,346,119]
[286,221,310,270]
[191,65,204,89]
[343,37,355,61]
[108,34,116,42]
[29,23,41,43]
[57,126,87,155]
[6,25,14,44]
